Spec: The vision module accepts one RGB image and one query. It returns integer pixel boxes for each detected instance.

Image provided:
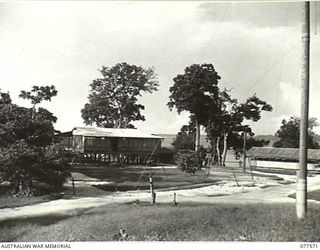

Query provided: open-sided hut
[248,147,320,170]
[56,127,162,164]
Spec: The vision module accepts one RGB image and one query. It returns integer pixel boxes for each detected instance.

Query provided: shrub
[175,150,203,174]
[0,88,70,196]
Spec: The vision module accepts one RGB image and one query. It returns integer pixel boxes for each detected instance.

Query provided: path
[0,171,319,222]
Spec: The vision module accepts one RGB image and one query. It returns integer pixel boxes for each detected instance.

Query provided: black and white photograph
[0,0,320,246]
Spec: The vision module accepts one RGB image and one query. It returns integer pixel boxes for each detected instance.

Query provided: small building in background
[248,147,320,171]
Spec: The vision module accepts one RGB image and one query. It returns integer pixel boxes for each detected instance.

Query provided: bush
[0,88,70,196]
[176,150,203,174]
[0,143,70,196]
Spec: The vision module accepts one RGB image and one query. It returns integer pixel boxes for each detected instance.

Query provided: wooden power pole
[297,1,310,219]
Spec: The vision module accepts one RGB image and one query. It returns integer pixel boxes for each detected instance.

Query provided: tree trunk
[216,137,221,166]
[208,140,216,166]
[14,174,33,196]
[211,149,216,166]
[195,119,200,152]
[31,105,36,121]
[243,131,247,172]
[118,111,122,128]
[222,132,228,166]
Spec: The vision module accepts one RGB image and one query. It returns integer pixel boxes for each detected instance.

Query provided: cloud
[0,1,319,136]
[198,2,302,28]
[278,81,300,115]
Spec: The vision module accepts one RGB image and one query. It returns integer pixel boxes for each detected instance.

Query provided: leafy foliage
[0,88,69,196]
[168,63,221,152]
[81,62,159,128]
[0,105,56,147]
[172,118,196,152]
[0,91,12,105]
[228,131,270,158]
[273,117,320,149]
[168,63,221,124]
[236,94,273,122]
[175,150,203,174]
[19,85,58,107]
[205,90,272,165]
[0,142,69,195]
[168,64,272,159]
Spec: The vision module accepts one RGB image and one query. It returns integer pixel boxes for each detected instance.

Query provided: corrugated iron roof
[248,147,320,161]
[72,127,162,139]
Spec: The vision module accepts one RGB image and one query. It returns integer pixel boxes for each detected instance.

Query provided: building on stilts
[55,127,162,165]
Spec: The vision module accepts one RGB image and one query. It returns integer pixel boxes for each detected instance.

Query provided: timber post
[149,174,156,205]
[232,172,239,187]
[72,177,75,195]
[173,192,177,206]
[297,1,310,219]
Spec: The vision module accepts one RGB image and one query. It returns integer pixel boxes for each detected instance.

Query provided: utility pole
[297,1,310,219]
[242,131,247,173]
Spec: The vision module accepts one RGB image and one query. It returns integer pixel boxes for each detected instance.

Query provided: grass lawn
[74,165,222,191]
[307,189,320,201]
[0,186,62,209]
[0,165,220,208]
[288,189,320,202]
[1,202,320,241]
[0,164,272,208]
[0,195,57,209]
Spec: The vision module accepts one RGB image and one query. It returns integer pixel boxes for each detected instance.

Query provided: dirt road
[0,171,319,222]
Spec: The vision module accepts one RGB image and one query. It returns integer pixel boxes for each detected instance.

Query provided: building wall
[55,136,73,151]
[55,134,161,155]
[82,137,161,154]
[250,159,318,171]
[73,135,84,153]
[84,137,112,153]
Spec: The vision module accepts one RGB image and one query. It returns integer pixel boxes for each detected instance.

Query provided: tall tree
[273,117,319,149]
[168,63,221,152]
[19,85,57,119]
[0,88,69,196]
[81,62,159,128]
[206,92,272,166]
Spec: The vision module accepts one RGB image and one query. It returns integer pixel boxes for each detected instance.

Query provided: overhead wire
[136,138,163,189]
[200,2,296,107]
[315,1,318,35]
[238,44,297,98]
[283,61,300,117]
[274,2,290,118]
[201,3,231,61]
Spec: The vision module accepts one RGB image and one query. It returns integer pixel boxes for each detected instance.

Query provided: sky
[0,1,320,135]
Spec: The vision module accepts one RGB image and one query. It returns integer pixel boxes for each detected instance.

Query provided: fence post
[72,177,75,195]
[149,174,156,205]
[232,172,239,187]
[173,192,177,206]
